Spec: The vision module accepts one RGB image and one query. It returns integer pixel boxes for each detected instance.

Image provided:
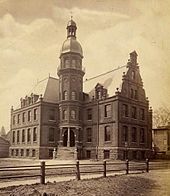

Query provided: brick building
[9,19,152,160]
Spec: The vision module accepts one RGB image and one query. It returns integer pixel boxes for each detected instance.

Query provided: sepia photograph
[0,0,170,195]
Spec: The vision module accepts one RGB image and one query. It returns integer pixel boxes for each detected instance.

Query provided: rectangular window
[140,128,145,143]
[22,129,25,143]
[26,149,29,157]
[12,131,15,143]
[104,126,111,141]
[122,126,128,142]
[134,90,138,99]
[86,150,91,159]
[22,112,25,123]
[86,128,92,142]
[122,104,128,117]
[21,149,24,156]
[11,149,14,156]
[17,130,20,143]
[27,128,31,142]
[34,109,37,120]
[32,149,35,157]
[132,151,137,160]
[104,104,111,117]
[139,108,145,120]
[17,114,20,124]
[87,108,92,120]
[131,106,137,119]
[49,109,55,120]
[33,127,37,142]
[13,115,16,125]
[104,150,110,159]
[49,128,55,142]
[130,89,134,98]
[49,149,53,158]
[132,127,137,142]
[28,111,31,122]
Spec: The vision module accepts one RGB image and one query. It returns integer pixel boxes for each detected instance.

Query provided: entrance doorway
[63,128,75,147]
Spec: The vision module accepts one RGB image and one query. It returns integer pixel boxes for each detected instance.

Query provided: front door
[70,129,75,147]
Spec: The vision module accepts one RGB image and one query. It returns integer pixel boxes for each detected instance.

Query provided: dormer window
[97,91,102,99]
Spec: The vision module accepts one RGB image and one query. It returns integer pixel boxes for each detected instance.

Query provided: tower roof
[60,19,83,57]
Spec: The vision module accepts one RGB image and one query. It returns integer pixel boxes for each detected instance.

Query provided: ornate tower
[57,19,85,150]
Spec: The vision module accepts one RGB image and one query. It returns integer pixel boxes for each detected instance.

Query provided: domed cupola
[60,19,83,58]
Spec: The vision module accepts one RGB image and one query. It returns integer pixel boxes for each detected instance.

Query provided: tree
[153,107,170,128]
[0,126,6,136]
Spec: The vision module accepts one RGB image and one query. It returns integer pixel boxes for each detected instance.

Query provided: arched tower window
[71,59,76,68]
[65,59,70,68]
[70,110,76,120]
[63,91,68,100]
[71,91,76,100]
[63,110,67,120]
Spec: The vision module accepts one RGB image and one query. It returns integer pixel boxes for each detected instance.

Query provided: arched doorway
[63,128,75,147]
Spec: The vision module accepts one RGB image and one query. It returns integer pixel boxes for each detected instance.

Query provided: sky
[0,0,170,131]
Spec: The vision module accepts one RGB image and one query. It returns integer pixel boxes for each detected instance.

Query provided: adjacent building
[9,19,152,160]
[153,123,170,158]
[0,137,9,158]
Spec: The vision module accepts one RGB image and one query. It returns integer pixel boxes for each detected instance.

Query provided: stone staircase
[57,147,76,160]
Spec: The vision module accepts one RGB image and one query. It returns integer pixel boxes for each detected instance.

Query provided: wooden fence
[1,159,169,185]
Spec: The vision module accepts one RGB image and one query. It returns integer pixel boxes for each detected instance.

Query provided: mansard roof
[32,76,59,103]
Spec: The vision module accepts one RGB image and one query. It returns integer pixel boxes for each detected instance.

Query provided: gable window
[63,110,67,120]
[86,128,92,142]
[97,91,102,99]
[132,71,135,80]
[33,127,37,142]
[12,131,15,143]
[105,126,111,141]
[49,127,55,142]
[131,106,137,119]
[49,109,55,120]
[131,127,137,142]
[87,108,92,120]
[17,114,20,124]
[22,129,25,143]
[27,128,31,142]
[122,104,128,117]
[140,128,145,143]
[17,130,20,143]
[22,112,25,123]
[70,110,76,120]
[134,90,138,99]
[13,115,16,125]
[104,104,111,118]
[34,109,38,120]
[63,91,68,100]
[71,91,76,100]
[139,108,145,120]
[28,111,31,122]
[122,126,128,142]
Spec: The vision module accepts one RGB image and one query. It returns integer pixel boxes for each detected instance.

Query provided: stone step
[57,147,76,160]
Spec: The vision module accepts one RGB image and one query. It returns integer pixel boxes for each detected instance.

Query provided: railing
[1,159,169,185]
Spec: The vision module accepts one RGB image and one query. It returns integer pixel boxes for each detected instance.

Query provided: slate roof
[83,65,128,99]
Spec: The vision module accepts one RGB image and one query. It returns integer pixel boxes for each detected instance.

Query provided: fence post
[126,159,129,174]
[76,160,80,180]
[103,160,106,177]
[146,158,149,173]
[40,161,45,184]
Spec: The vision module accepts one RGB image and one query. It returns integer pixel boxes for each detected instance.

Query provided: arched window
[132,71,135,80]
[63,110,67,120]
[63,91,68,100]
[71,91,76,100]
[65,59,70,67]
[70,110,76,120]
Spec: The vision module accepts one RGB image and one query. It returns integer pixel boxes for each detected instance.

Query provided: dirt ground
[0,170,170,196]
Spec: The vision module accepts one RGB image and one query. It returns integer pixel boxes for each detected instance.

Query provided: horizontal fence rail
[0,159,169,184]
